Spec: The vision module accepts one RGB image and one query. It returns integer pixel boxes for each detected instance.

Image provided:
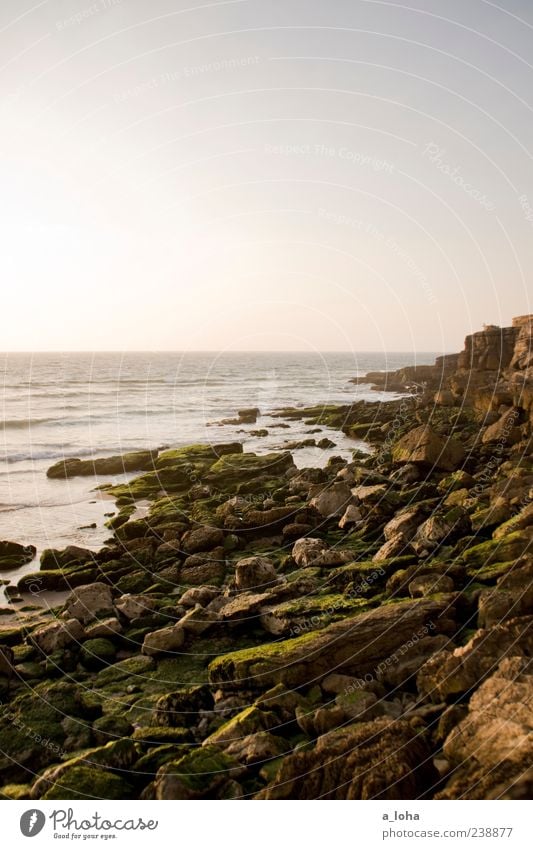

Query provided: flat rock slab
[209,597,452,691]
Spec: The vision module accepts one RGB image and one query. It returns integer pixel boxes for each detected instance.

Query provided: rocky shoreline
[0,315,532,800]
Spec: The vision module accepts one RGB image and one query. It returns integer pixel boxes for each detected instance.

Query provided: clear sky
[1,0,532,352]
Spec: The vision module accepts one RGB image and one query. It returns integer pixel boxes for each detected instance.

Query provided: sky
[0,0,532,352]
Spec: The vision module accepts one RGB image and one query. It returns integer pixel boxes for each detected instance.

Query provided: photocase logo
[20,810,46,837]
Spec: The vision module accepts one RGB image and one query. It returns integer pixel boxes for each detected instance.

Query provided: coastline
[0,315,532,800]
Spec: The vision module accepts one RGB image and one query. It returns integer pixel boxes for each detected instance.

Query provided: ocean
[0,351,436,588]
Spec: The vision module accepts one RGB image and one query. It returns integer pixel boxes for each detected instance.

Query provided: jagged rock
[177,604,219,635]
[439,657,533,799]
[477,557,533,627]
[292,538,352,568]
[177,585,220,607]
[413,507,470,552]
[151,747,244,799]
[256,718,438,799]
[30,619,85,654]
[84,617,122,638]
[351,484,388,503]
[383,506,427,541]
[223,731,287,765]
[417,615,533,701]
[234,556,277,591]
[142,625,185,656]
[373,534,414,562]
[338,504,363,529]
[115,593,158,620]
[482,407,522,445]
[409,574,454,598]
[64,582,114,624]
[392,425,465,471]
[181,526,224,554]
[308,482,352,518]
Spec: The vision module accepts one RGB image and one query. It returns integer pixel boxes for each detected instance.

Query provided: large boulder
[65,582,114,624]
[256,718,438,799]
[392,425,465,471]
[439,657,533,799]
[417,615,533,702]
[47,450,158,479]
[209,597,451,691]
[0,540,36,571]
[292,538,353,568]
[234,556,278,591]
[309,483,352,518]
[30,618,85,654]
[181,526,224,554]
[142,625,185,656]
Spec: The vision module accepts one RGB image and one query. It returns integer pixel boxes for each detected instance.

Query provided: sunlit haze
[1,0,532,351]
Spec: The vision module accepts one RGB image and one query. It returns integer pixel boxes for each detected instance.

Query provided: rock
[142,625,185,656]
[372,534,414,563]
[217,591,275,624]
[256,718,438,799]
[151,747,244,799]
[392,425,465,471]
[413,507,470,552]
[309,482,352,517]
[409,574,454,598]
[351,484,388,503]
[209,598,451,691]
[84,617,122,638]
[234,556,277,590]
[478,558,533,627]
[417,615,533,702]
[206,451,295,489]
[292,538,352,568]
[439,657,533,799]
[30,739,137,799]
[204,705,277,747]
[46,450,158,479]
[181,526,224,554]
[383,506,427,541]
[80,638,117,670]
[65,582,114,624]
[0,541,36,571]
[177,585,220,607]
[482,407,522,445]
[177,604,219,635]
[153,685,214,727]
[40,545,94,570]
[223,731,287,765]
[31,618,85,654]
[115,593,157,620]
[338,504,363,529]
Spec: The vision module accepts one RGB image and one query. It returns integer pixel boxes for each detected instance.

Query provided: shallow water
[0,350,436,590]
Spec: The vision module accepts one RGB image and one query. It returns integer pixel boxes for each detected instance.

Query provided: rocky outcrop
[256,718,438,799]
[47,450,158,479]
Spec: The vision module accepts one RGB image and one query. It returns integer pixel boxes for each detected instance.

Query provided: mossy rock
[461,530,532,569]
[41,765,133,799]
[132,726,191,745]
[92,713,134,745]
[80,638,117,671]
[205,451,294,489]
[133,743,191,775]
[204,705,277,746]
[153,745,243,799]
[0,783,31,799]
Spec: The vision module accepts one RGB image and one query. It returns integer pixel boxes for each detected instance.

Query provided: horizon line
[0,349,445,355]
